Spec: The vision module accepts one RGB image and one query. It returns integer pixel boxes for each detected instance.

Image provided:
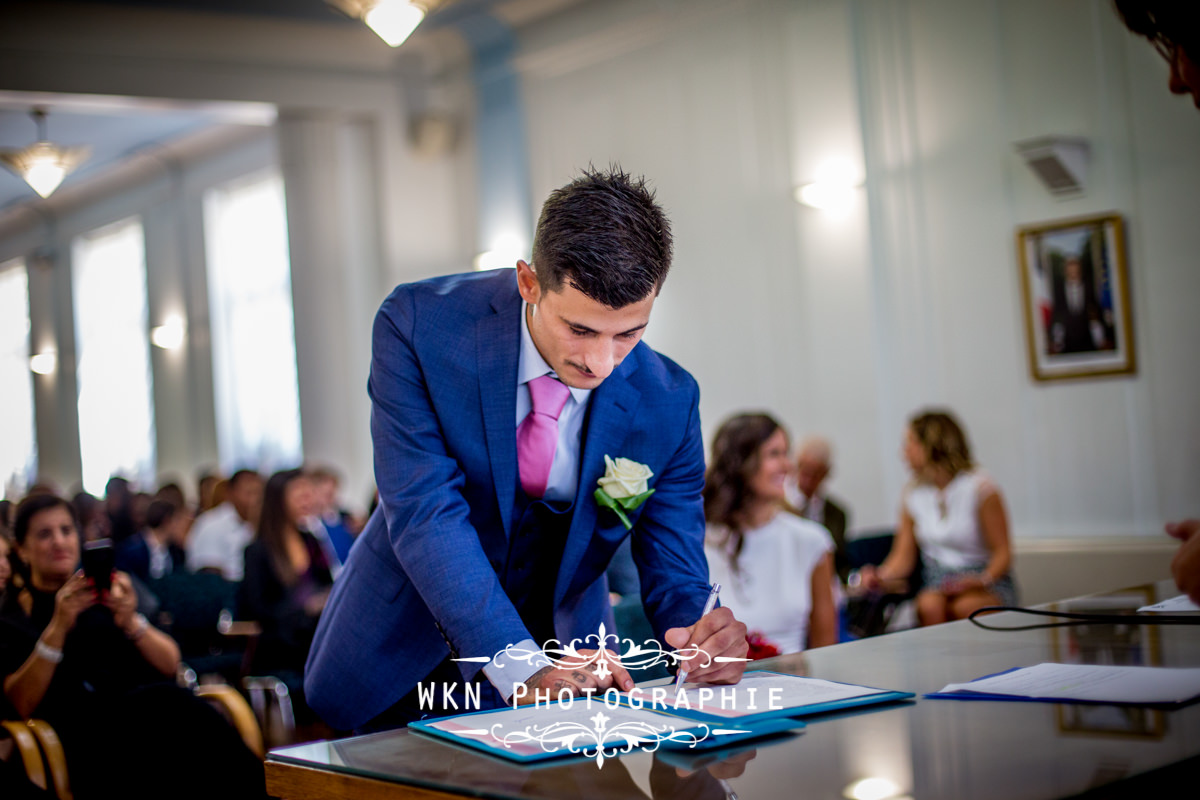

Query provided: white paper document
[1138,594,1200,613]
[936,662,1200,705]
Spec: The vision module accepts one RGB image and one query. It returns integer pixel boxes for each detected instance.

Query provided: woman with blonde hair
[703,413,838,656]
[861,410,1016,625]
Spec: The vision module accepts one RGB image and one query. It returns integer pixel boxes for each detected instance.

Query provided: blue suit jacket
[305,269,710,730]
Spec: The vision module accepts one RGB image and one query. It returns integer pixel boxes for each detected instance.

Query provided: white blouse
[904,469,999,570]
[704,511,834,655]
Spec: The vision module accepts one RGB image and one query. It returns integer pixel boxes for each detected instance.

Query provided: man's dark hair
[1114,1,1199,61]
[531,165,673,309]
[228,469,261,488]
[105,475,131,499]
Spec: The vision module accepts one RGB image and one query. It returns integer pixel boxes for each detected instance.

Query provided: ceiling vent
[1014,136,1089,196]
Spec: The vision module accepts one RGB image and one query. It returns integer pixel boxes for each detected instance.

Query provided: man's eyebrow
[562,317,648,336]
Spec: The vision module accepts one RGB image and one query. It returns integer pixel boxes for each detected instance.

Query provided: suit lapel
[554,350,643,607]
[478,282,522,537]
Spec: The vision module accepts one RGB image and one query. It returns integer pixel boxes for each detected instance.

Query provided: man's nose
[583,340,617,379]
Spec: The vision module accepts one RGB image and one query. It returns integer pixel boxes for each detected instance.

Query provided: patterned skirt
[921,557,1019,607]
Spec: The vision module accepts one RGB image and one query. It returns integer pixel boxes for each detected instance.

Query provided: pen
[675,582,720,689]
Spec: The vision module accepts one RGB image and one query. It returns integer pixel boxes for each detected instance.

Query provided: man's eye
[571,328,590,336]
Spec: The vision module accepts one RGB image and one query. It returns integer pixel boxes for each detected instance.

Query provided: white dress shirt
[784,480,826,524]
[185,502,254,581]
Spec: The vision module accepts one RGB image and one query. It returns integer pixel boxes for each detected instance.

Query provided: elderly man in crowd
[786,437,852,584]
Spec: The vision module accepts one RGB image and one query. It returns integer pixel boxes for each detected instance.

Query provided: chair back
[150,572,245,681]
[845,529,897,569]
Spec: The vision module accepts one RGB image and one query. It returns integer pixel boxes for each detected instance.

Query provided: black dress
[239,532,333,678]
[0,586,264,799]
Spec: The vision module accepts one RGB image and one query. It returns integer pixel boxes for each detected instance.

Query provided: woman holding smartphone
[0,493,263,799]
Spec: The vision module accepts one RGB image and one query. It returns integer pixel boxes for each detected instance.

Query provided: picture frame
[1016,213,1135,382]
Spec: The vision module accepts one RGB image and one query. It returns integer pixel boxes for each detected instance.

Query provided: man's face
[516,261,655,390]
[229,476,264,523]
[795,454,829,498]
[1064,258,1082,283]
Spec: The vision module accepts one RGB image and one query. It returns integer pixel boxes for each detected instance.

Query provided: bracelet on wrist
[127,613,149,642]
[34,639,64,664]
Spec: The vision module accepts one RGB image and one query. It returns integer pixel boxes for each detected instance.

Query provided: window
[0,260,36,498]
[204,171,302,474]
[72,218,156,495]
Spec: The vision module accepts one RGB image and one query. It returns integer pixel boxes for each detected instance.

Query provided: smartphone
[82,538,115,593]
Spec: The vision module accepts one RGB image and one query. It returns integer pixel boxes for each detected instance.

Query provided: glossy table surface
[267,580,1200,799]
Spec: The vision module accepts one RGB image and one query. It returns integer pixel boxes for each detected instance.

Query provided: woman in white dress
[861,410,1016,625]
[703,413,838,656]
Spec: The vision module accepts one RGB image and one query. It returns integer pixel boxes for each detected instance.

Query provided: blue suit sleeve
[369,288,532,670]
[628,379,711,637]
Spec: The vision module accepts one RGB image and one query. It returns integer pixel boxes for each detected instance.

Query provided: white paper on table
[937,662,1200,705]
[1138,594,1200,613]
[631,671,887,719]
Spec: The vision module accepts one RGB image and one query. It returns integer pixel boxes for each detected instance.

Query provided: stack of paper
[928,663,1200,706]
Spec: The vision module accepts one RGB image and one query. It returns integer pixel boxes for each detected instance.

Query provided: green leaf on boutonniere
[594,488,655,530]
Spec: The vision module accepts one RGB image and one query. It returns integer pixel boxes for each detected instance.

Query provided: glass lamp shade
[0,141,90,198]
[363,0,425,47]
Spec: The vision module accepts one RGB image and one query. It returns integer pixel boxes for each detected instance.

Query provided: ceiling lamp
[0,108,90,199]
[328,0,427,47]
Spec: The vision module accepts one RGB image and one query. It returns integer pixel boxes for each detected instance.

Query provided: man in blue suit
[306,168,747,731]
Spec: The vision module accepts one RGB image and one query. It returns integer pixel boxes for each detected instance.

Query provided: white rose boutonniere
[594,455,655,530]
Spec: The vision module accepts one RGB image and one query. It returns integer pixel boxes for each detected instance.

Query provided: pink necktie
[517,374,571,499]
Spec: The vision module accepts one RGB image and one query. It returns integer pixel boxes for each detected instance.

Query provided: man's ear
[516,260,541,305]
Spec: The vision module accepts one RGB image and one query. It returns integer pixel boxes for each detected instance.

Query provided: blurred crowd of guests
[605,406,1021,663]
[708,408,1017,658]
[0,463,365,797]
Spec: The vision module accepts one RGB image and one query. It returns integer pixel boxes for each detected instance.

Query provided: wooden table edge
[266,758,472,800]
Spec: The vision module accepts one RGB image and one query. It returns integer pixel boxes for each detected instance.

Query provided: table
[267,580,1200,799]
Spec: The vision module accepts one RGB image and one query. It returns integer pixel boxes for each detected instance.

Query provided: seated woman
[0,493,263,799]
[240,469,332,694]
[861,410,1017,625]
[703,413,838,656]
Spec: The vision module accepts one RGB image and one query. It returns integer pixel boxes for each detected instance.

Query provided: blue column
[452,11,534,260]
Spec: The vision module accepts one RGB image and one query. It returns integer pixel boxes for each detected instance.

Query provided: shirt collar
[518,302,591,404]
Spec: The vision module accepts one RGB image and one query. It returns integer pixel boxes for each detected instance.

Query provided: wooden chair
[196,683,265,759]
[1,719,50,795]
[1,680,263,800]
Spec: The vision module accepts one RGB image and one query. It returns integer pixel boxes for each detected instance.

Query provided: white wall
[516,0,1200,544]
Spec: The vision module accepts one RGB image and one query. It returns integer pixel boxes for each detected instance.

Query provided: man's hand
[512,648,634,705]
[664,606,748,685]
[1167,519,1200,604]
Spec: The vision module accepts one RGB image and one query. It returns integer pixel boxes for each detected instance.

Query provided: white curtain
[204,171,302,475]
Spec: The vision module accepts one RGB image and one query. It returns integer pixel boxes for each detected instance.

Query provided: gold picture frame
[1016,213,1135,382]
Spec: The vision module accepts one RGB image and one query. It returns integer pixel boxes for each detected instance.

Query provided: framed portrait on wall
[1016,213,1135,382]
